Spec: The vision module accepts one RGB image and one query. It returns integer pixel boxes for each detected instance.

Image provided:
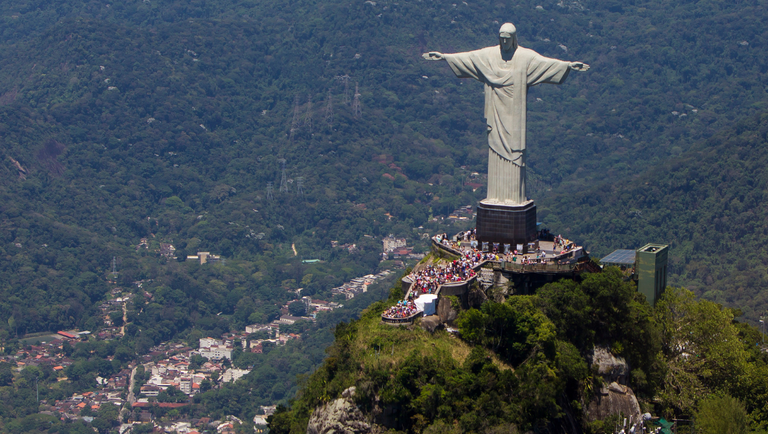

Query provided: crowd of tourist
[553,234,576,253]
[382,244,491,320]
[407,253,484,296]
[382,300,419,319]
[439,230,580,265]
[382,231,583,320]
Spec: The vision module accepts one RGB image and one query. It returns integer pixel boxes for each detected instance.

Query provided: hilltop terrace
[381,230,593,323]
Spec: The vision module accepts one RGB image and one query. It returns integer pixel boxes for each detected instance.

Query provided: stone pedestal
[476,200,537,253]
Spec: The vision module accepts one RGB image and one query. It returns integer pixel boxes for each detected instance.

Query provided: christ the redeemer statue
[423,23,589,205]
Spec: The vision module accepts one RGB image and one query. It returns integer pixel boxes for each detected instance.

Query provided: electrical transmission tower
[111,256,118,280]
[336,75,351,105]
[296,177,305,197]
[290,95,301,143]
[324,89,333,129]
[266,182,274,200]
[278,159,289,193]
[304,95,313,133]
[352,82,362,119]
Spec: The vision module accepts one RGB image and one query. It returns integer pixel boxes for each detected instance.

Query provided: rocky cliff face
[306,387,372,434]
[585,346,642,423]
[589,346,629,384]
[436,297,459,325]
[586,381,642,423]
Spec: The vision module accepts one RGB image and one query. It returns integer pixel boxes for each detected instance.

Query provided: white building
[199,344,233,360]
[221,368,251,383]
[179,377,192,394]
[382,235,407,253]
[199,337,220,348]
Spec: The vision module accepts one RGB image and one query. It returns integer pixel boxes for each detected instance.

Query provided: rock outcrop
[306,387,371,434]
[586,382,642,423]
[420,315,442,333]
[467,287,488,309]
[437,297,459,325]
[585,347,641,423]
[588,346,629,384]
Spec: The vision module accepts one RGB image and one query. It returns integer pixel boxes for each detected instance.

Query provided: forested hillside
[0,0,767,428]
[543,112,768,320]
[270,271,768,433]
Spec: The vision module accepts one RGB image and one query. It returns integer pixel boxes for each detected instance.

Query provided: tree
[695,395,748,434]
[190,354,207,370]
[655,288,749,415]
[288,301,306,317]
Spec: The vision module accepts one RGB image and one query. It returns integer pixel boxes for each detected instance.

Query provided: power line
[278,158,289,193]
[290,95,300,143]
[336,75,351,105]
[296,176,305,197]
[352,82,362,119]
[304,94,313,133]
[324,89,333,129]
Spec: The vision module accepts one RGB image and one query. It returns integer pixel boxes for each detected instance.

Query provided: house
[221,368,251,383]
[382,235,407,253]
[159,243,176,258]
[199,344,233,360]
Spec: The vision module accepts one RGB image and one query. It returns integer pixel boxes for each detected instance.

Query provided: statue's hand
[570,62,590,71]
[422,52,444,61]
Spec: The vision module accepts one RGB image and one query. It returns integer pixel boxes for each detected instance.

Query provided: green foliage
[445,295,462,312]
[543,112,768,322]
[0,0,767,427]
[538,268,665,396]
[287,301,306,317]
[457,296,556,365]
[695,395,748,434]
[157,386,189,403]
[655,288,750,415]
[275,270,768,432]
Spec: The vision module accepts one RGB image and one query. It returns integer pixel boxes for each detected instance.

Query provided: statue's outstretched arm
[422,52,444,61]
[569,62,590,71]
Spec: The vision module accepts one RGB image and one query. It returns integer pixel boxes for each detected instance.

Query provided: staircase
[478,268,495,289]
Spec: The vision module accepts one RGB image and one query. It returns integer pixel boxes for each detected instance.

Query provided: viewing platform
[381,230,596,325]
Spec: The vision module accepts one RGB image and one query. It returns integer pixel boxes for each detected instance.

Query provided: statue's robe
[443,46,571,204]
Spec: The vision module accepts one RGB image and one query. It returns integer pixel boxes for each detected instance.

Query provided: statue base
[476,199,537,253]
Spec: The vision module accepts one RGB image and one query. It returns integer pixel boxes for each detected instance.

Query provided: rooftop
[600,249,636,266]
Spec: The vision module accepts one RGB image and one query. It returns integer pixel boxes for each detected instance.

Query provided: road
[126,365,138,405]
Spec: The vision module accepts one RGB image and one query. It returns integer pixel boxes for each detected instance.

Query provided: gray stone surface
[437,297,459,325]
[424,23,588,205]
[307,387,371,434]
[585,347,640,423]
[586,381,641,423]
[420,315,442,333]
[589,346,629,384]
[468,287,488,309]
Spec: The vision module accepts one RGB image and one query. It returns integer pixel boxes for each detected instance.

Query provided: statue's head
[499,23,518,51]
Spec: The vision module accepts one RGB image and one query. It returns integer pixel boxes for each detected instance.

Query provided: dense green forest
[543,112,768,319]
[270,270,768,433]
[0,0,767,428]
